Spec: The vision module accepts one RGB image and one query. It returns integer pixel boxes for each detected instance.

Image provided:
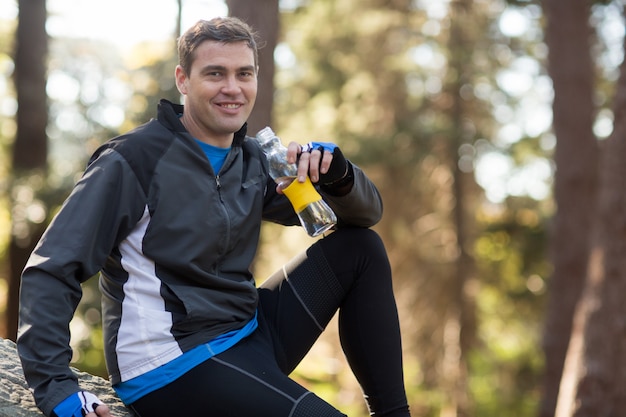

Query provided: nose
[221,74,241,94]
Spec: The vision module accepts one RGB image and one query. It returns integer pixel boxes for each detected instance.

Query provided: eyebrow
[201,65,256,73]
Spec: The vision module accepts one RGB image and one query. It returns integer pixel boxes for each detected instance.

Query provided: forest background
[1,0,625,416]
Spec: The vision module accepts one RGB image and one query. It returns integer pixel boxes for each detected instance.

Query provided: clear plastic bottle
[256,126,337,237]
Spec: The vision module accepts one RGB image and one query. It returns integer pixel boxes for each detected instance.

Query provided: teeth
[221,104,240,108]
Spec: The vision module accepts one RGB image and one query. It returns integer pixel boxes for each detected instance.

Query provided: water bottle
[255,126,337,237]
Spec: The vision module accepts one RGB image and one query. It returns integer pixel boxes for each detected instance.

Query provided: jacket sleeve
[321,162,383,228]
[17,149,146,416]
[262,161,383,229]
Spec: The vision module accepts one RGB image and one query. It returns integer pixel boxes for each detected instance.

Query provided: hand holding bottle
[255,127,338,236]
[283,141,348,187]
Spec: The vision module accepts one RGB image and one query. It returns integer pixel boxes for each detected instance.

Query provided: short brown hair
[178,17,259,75]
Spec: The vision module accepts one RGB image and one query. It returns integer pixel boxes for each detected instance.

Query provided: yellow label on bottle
[282,176,322,213]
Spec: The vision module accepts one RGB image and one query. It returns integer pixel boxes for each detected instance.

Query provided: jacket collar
[157,98,248,147]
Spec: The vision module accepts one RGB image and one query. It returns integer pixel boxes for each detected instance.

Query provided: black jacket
[17,99,383,416]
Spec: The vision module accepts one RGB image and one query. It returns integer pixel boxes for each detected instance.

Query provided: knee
[326,228,388,260]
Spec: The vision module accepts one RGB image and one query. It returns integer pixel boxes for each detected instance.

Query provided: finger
[319,150,333,175]
[286,141,300,164]
[308,150,324,182]
[296,150,311,182]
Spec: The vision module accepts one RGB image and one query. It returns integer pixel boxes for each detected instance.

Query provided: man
[17,17,411,417]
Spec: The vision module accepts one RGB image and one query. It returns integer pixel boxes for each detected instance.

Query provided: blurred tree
[227,0,279,133]
[123,43,181,129]
[0,1,589,416]
[539,0,597,415]
[124,2,182,128]
[276,0,449,414]
[68,2,185,378]
[273,0,550,416]
[539,0,626,416]
[553,3,626,416]
[124,0,280,132]
[6,0,49,341]
[439,0,483,414]
[0,6,17,338]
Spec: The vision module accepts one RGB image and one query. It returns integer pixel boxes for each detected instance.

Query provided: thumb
[93,404,113,417]
[85,404,114,417]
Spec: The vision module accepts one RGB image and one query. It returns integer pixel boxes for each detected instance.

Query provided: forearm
[18,150,145,416]
[18,267,83,416]
[322,163,383,228]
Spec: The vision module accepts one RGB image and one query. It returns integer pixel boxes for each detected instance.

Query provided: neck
[180,114,233,148]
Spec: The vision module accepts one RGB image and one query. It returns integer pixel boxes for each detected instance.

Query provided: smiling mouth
[219,103,242,109]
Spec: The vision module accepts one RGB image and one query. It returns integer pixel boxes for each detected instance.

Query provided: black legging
[129,228,410,417]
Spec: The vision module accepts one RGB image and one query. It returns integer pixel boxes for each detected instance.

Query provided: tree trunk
[6,0,49,341]
[442,0,480,415]
[13,0,48,171]
[540,0,597,415]
[555,6,626,414]
[226,0,279,134]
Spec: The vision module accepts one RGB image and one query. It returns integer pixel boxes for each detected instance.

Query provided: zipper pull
[216,175,221,189]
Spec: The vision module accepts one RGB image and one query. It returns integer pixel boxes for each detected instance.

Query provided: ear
[175,65,188,95]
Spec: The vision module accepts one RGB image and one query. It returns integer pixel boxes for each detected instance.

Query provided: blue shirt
[195,139,231,173]
[113,313,258,404]
[54,137,245,415]
[111,139,242,405]
[52,314,257,414]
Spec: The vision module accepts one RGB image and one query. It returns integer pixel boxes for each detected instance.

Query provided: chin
[222,120,248,133]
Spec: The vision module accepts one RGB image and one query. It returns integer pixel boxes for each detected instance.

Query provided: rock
[0,338,132,417]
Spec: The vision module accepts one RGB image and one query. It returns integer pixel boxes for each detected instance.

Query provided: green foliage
[71,278,108,377]
[0,13,16,334]
[6,0,620,414]
[471,197,550,416]
[274,0,552,415]
[122,40,181,127]
[47,39,180,379]
[0,5,180,366]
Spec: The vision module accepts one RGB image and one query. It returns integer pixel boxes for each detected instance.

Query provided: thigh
[129,329,345,417]
[257,228,390,374]
[257,234,347,374]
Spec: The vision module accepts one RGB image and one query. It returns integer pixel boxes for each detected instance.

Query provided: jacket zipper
[214,174,231,270]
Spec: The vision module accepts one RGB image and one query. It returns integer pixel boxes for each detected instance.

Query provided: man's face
[176,40,257,143]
